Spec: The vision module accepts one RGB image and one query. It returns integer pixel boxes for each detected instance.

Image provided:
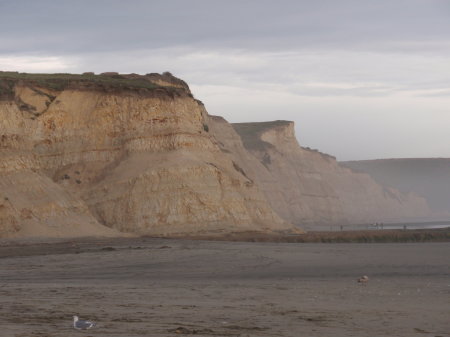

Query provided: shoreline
[180,227,450,243]
[0,228,448,259]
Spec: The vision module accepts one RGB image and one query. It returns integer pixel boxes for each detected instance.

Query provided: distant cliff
[0,71,431,238]
[341,158,450,217]
[229,121,431,227]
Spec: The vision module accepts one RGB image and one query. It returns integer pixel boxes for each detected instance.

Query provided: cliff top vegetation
[0,71,190,100]
[232,120,292,151]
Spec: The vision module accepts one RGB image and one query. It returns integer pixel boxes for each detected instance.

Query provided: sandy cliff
[0,72,291,237]
[0,72,432,238]
[229,121,430,227]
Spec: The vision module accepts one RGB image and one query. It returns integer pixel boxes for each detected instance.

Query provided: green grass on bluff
[0,72,186,100]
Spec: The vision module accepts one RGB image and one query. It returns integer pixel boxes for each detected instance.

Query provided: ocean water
[308,221,450,231]
[349,221,450,231]
[374,221,450,230]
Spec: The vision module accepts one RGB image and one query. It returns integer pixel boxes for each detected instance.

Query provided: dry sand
[0,238,448,337]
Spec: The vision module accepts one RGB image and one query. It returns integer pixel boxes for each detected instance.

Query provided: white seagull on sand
[357,275,369,284]
[73,316,96,330]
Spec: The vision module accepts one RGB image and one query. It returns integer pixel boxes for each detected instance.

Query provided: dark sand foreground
[0,238,449,337]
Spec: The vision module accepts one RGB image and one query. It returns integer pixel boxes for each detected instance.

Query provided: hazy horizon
[1,0,449,160]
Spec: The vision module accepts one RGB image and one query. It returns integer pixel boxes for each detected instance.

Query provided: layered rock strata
[0,72,431,237]
[226,120,430,227]
[0,72,292,237]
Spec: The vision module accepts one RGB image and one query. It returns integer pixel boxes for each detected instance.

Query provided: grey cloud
[1,0,449,55]
[287,86,394,98]
[56,46,449,99]
[415,90,450,97]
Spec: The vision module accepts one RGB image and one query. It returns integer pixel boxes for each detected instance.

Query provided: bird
[73,315,96,330]
[357,275,369,284]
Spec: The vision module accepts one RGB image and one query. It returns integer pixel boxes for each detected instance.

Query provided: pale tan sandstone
[0,169,118,238]
[0,72,430,238]
[0,73,293,237]
[208,116,292,221]
[230,121,430,227]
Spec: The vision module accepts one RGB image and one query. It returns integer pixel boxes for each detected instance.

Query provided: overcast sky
[1,0,449,160]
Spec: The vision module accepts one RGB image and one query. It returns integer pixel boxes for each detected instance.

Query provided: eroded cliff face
[229,121,431,227]
[0,72,292,237]
[0,71,431,238]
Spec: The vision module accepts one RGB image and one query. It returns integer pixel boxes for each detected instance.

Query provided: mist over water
[341,159,450,220]
[379,221,450,230]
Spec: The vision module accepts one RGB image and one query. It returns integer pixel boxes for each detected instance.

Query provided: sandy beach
[0,238,449,337]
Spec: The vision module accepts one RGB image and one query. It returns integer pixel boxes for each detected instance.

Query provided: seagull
[73,315,96,330]
[357,275,369,284]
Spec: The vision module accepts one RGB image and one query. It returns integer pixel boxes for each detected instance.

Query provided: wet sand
[0,238,449,337]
